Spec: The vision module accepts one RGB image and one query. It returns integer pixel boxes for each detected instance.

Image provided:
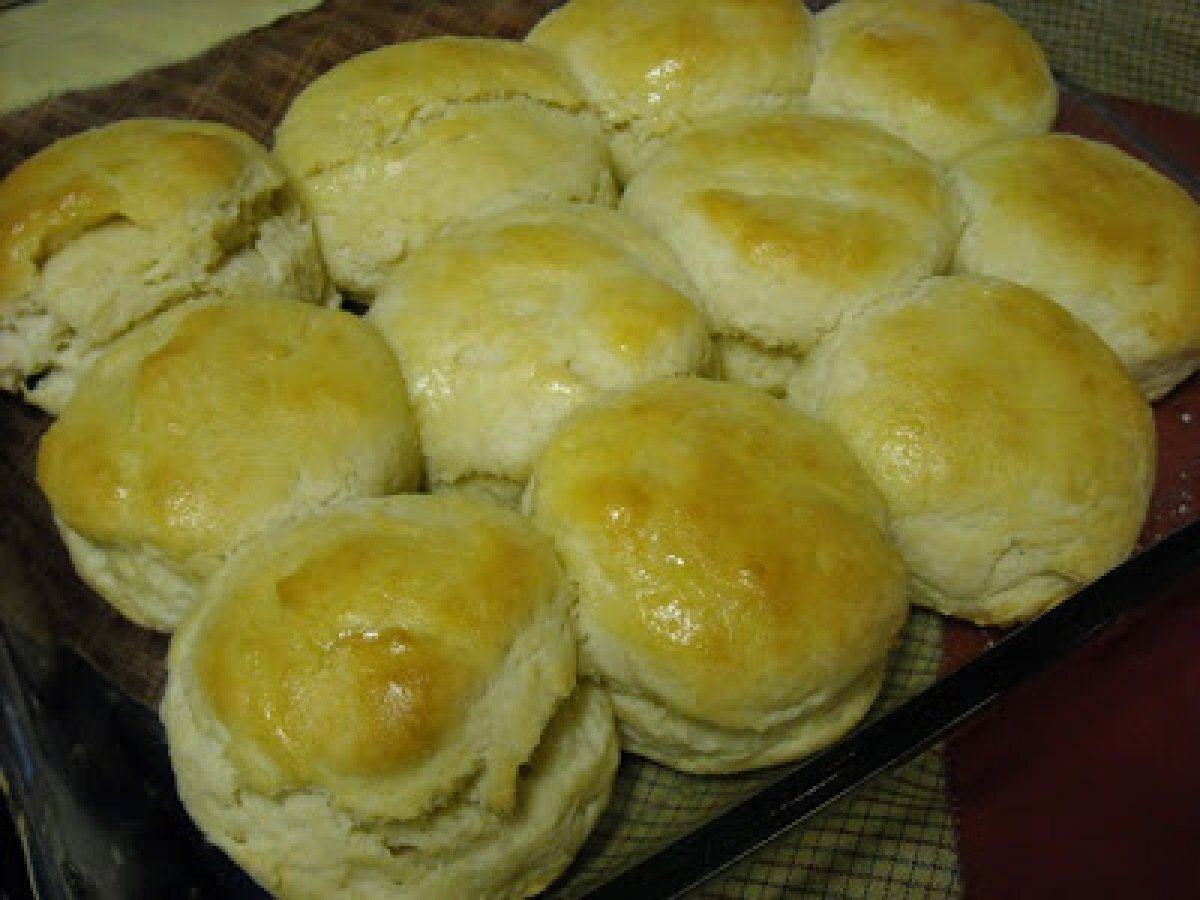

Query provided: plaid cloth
[994,0,1200,116]
[1,3,1197,899]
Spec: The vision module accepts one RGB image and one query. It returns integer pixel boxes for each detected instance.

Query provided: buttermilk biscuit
[273,37,617,301]
[526,377,909,773]
[789,275,1155,626]
[620,110,960,395]
[951,133,1200,400]
[526,0,815,184]
[162,494,618,900]
[807,0,1057,163]
[36,299,421,632]
[0,118,329,414]
[366,203,712,503]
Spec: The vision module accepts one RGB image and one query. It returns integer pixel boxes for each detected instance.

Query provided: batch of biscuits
[1,0,1197,896]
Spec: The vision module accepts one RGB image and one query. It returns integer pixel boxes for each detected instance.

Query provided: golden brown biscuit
[951,133,1200,400]
[162,494,618,900]
[789,275,1156,625]
[0,118,329,413]
[527,377,909,773]
[527,0,815,183]
[808,0,1057,162]
[620,110,960,394]
[366,203,712,502]
[273,37,617,301]
[36,299,421,631]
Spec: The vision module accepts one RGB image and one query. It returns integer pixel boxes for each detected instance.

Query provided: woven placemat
[0,0,325,114]
[994,0,1200,117]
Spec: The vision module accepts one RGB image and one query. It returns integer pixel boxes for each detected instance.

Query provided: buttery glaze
[531,377,908,729]
[196,500,565,791]
[36,300,418,562]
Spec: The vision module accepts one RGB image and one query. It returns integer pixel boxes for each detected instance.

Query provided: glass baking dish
[2,3,1198,897]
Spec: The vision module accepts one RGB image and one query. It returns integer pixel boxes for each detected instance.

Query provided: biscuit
[526,377,909,773]
[951,133,1200,400]
[789,275,1156,626]
[273,37,617,301]
[36,299,421,631]
[0,117,329,413]
[620,110,960,394]
[526,0,815,183]
[366,202,712,501]
[161,493,618,900]
[807,0,1057,163]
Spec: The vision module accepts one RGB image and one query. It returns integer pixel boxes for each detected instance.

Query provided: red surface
[1102,96,1200,176]
[947,569,1200,898]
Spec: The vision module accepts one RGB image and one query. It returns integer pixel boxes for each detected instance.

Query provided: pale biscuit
[273,36,617,301]
[807,0,1057,163]
[526,377,909,773]
[526,0,815,183]
[367,203,712,501]
[951,132,1200,400]
[789,275,1156,626]
[36,299,421,631]
[620,110,960,394]
[162,494,618,900]
[0,117,329,413]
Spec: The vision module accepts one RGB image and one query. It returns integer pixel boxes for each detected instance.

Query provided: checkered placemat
[993,0,1200,116]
